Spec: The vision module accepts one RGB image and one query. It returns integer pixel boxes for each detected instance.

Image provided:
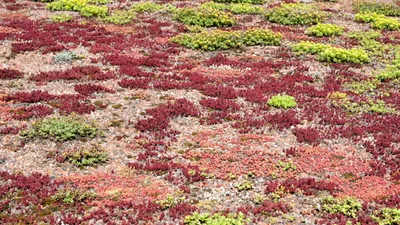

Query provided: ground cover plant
[1,0,400,224]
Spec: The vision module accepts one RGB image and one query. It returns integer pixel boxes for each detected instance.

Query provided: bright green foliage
[130,1,163,13]
[50,13,73,22]
[214,0,264,4]
[376,58,400,81]
[46,0,87,11]
[317,47,370,64]
[229,3,263,14]
[104,9,136,24]
[291,41,370,64]
[63,145,108,167]
[291,41,329,55]
[171,28,281,51]
[305,23,344,37]
[87,0,109,4]
[156,191,185,209]
[20,116,100,142]
[243,28,282,46]
[267,94,297,109]
[347,30,389,57]
[46,0,108,18]
[175,7,235,27]
[265,3,327,25]
[340,99,396,114]
[321,196,362,218]
[234,179,253,191]
[371,208,400,225]
[276,160,296,172]
[51,189,96,204]
[201,1,228,11]
[79,5,108,17]
[184,212,247,225]
[343,79,379,94]
[171,30,242,51]
[354,1,400,17]
[347,30,381,40]
[355,13,400,30]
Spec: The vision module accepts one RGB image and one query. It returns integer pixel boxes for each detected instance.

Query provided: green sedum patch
[343,78,379,94]
[267,94,297,109]
[130,1,163,13]
[354,1,400,17]
[50,13,73,22]
[175,7,235,27]
[79,5,108,17]
[184,212,248,225]
[371,208,400,225]
[51,189,96,204]
[103,9,136,24]
[213,0,264,4]
[265,3,327,25]
[46,0,108,18]
[228,3,264,14]
[171,28,281,51]
[291,41,370,64]
[376,58,400,81]
[63,145,108,168]
[355,13,400,30]
[305,23,344,37]
[321,196,362,218]
[20,115,100,142]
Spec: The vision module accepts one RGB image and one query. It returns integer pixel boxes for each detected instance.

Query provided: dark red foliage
[0,68,23,79]
[0,125,26,135]
[31,66,113,82]
[4,90,54,103]
[118,78,151,89]
[74,84,115,96]
[201,85,238,99]
[252,200,288,216]
[264,110,300,131]
[58,101,95,115]
[199,98,240,112]
[265,178,337,195]
[12,104,53,120]
[292,127,320,145]
[168,203,198,220]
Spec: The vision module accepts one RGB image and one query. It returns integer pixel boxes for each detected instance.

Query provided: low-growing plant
[171,28,280,51]
[50,13,73,22]
[321,196,362,218]
[53,51,77,64]
[371,208,400,225]
[376,58,400,81]
[130,1,163,13]
[46,0,87,11]
[201,1,228,11]
[354,1,400,17]
[228,3,264,14]
[234,179,253,191]
[243,28,282,46]
[184,212,248,225]
[265,3,327,25]
[103,9,136,24]
[175,7,235,27]
[305,23,344,37]
[62,145,108,167]
[156,191,185,210]
[79,5,108,17]
[267,94,297,109]
[291,41,370,64]
[51,189,96,204]
[214,0,264,4]
[343,79,379,94]
[20,115,100,142]
[355,12,400,30]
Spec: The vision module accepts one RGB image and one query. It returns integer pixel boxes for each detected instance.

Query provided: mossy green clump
[265,3,327,25]
[376,58,400,81]
[267,94,297,109]
[20,116,100,142]
[305,23,344,37]
[130,1,164,13]
[321,196,362,218]
[156,191,185,210]
[51,189,96,204]
[354,1,400,17]
[355,12,400,30]
[184,212,248,225]
[46,0,108,18]
[291,41,370,64]
[243,28,282,46]
[175,7,235,27]
[347,30,390,57]
[234,179,253,191]
[63,145,108,168]
[371,208,400,225]
[50,13,73,22]
[171,28,281,51]
[103,9,136,24]
[228,3,264,14]
[214,0,264,4]
[343,78,379,94]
